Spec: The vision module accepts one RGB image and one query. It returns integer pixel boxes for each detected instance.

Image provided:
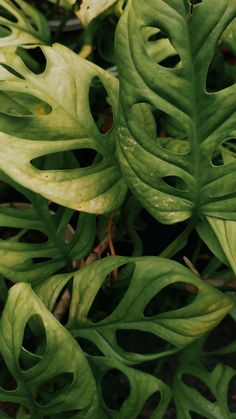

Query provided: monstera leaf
[35,256,233,364]
[0,44,127,213]
[0,283,98,417]
[0,171,95,284]
[116,0,236,224]
[173,341,236,419]
[77,0,123,27]
[47,0,77,10]
[0,0,50,47]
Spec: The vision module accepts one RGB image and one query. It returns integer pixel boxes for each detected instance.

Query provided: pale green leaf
[77,0,120,27]
[47,0,77,11]
[0,44,127,213]
[116,0,236,223]
[0,0,50,47]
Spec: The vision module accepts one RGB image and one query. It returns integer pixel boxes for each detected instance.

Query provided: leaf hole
[0,24,12,37]
[19,229,48,244]
[116,330,169,354]
[142,26,182,68]
[0,63,25,80]
[36,372,74,406]
[32,257,53,264]
[144,282,198,317]
[31,148,101,170]
[0,357,17,391]
[211,138,236,166]
[0,5,18,23]
[0,227,22,240]
[163,400,177,418]
[89,76,114,134]
[189,412,208,419]
[206,44,235,92]
[101,369,130,410]
[137,391,161,418]
[182,374,216,402]
[2,91,52,116]
[21,314,47,359]
[87,262,134,323]
[162,176,189,192]
[0,401,19,418]
[76,337,104,356]
[16,47,47,75]
[228,375,236,412]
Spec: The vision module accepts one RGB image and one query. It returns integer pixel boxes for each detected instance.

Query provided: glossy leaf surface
[116,0,236,223]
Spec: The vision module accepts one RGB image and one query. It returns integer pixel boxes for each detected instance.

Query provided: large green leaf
[0,171,95,284]
[0,44,127,213]
[116,0,236,224]
[0,0,50,47]
[60,256,233,364]
[0,283,97,417]
[77,0,123,27]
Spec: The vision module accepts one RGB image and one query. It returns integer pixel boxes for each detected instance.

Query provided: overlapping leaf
[77,0,123,27]
[55,256,234,364]
[0,44,127,213]
[0,283,97,417]
[0,0,50,47]
[116,0,236,223]
[173,341,236,419]
[0,171,95,284]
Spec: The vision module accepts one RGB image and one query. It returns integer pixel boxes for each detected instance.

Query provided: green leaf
[0,172,96,284]
[173,344,236,419]
[66,256,233,364]
[197,215,236,277]
[0,283,97,417]
[116,0,236,224]
[0,44,127,214]
[0,0,51,47]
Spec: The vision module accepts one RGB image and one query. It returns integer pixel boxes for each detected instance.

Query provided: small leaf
[0,0,50,47]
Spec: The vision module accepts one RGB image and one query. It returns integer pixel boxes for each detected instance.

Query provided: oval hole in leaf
[182,374,216,402]
[116,330,169,354]
[144,282,198,317]
[163,400,177,418]
[189,412,208,419]
[0,63,25,80]
[211,138,236,166]
[162,176,189,192]
[21,314,47,357]
[142,26,181,68]
[32,257,53,264]
[228,375,236,412]
[0,227,22,240]
[31,149,101,170]
[137,391,161,418]
[206,45,235,93]
[101,369,130,410]
[0,401,19,418]
[76,337,104,356]
[87,262,135,323]
[52,277,73,326]
[0,6,18,23]
[0,24,12,37]
[0,357,17,391]
[19,230,48,244]
[3,91,52,116]
[36,372,74,406]
[17,47,47,75]
[89,76,114,134]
